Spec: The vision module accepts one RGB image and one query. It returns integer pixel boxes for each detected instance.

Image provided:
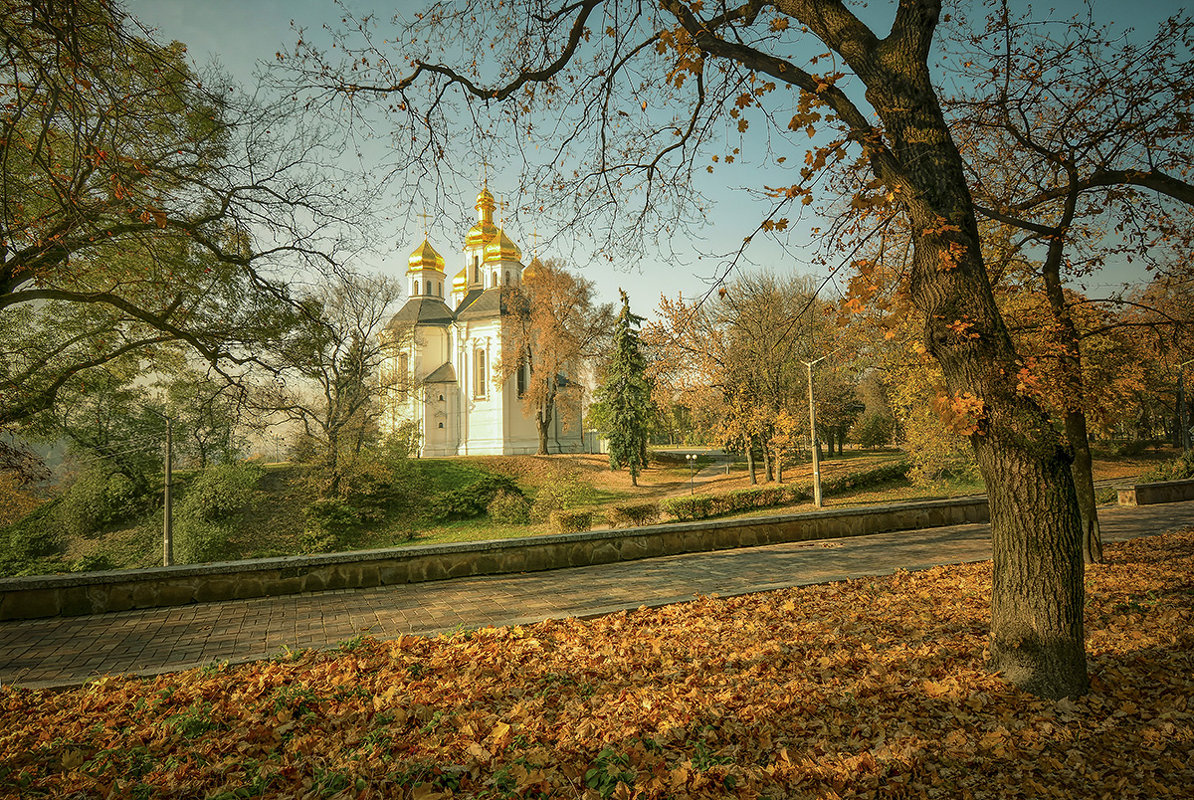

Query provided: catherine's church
[378,185,584,456]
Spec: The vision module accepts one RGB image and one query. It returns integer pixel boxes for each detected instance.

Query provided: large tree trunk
[746,440,757,485]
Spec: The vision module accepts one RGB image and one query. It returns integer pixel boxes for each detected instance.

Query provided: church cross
[529,227,542,255]
[417,211,433,238]
[480,158,492,187]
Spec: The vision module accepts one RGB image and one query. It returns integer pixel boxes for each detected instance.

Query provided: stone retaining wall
[0,497,989,621]
[1117,478,1194,506]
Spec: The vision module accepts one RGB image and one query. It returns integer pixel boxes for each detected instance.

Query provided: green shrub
[661,463,909,523]
[0,508,63,575]
[662,495,715,521]
[53,467,150,538]
[549,509,594,534]
[427,475,522,522]
[724,485,787,510]
[531,470,597,521]
[1114,439,1158,457]
[1139,451,1194,483]
[606,502,661,528]
[821,461,910,493]
[301,498,362,553]
[175,462,263,564]
[182,463,264,522]
[175,519,234,564]
[487,490,532,525]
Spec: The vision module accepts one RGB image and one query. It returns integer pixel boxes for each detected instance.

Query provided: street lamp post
[686,453,698,494]
[145,406,174,566]
[1180,358,1194,452]
[803,356,828,508]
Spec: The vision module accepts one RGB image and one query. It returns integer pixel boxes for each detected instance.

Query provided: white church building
[378,185,585,456]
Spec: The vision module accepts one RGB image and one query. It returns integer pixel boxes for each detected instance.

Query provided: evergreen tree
[594,291,653,486]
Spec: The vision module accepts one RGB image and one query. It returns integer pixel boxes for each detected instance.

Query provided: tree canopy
[1,0,354,438]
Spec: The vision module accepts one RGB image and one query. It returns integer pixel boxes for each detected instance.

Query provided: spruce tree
[595,291,653,486]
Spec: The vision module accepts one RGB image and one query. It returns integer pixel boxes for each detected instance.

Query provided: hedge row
[549,509,594,534]
[661,461,910,522]
[605,502,662,528]
[820,461,911,494]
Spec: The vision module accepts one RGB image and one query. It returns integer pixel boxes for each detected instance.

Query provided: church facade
[378,186,585,456]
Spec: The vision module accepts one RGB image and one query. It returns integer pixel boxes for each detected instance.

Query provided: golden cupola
[521,256,545,283]
[407,238,445,273]
[451,267,467,291]
[484,229,522,263]
[465,186,498,249]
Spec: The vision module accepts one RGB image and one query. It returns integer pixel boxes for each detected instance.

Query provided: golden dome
[451,267,467,289]
[466,184,499,248]
[484,229,522,263]
[407,238,445,273]
[521,256,545,283]
[464,221,498,249]
[476,187,496,212]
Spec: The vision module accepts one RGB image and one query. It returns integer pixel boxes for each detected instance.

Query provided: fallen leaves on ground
[3,532,1193,799]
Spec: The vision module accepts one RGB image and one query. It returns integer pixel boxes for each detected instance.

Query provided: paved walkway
[3,500,1194,690]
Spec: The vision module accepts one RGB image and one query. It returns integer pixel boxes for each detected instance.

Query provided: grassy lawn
[4,531,1191,798]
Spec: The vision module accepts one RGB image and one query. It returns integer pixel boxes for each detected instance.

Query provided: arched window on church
[492,270,498,286]
[426,279,432,295]
[412,282,419,296]
[504,271,510,285]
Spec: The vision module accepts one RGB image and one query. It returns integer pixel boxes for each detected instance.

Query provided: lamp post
[803,356,828,508]
[686,453,698,494]
[1180,358,1194,452]
[145,406,174,566]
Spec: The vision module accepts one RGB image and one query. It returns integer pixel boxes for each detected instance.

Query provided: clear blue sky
[129,0,1177,315]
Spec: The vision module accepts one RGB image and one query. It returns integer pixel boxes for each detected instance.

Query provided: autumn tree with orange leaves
[498,260,612,455]
[644,274,839,485]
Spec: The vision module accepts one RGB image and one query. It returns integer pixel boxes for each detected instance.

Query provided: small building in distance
[378,185,584,456]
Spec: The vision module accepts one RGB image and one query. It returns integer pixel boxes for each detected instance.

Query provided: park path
[3,500,1194,690]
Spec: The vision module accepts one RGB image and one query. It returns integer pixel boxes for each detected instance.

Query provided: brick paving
[3,500,1194,690]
